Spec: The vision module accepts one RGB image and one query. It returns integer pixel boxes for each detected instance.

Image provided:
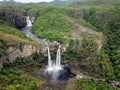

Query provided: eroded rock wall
[0,43,40,68]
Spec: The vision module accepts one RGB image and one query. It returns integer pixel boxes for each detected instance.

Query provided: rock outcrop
[0,7,27,28]
[0,43,40,68]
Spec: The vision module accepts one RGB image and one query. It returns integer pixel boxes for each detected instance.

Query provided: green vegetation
[32,6,101,43]
[0,6,39,45]
[80,5,120,81]
[31,2,118,80]
[63,38,114,79]
[0,25,37,44]
[64,38,97,60]
[0,58,42,90]
[0,0,120,89]
[32,6,73,43]
[32,6,104,46]
[89,53,114,78]
[75,79,118,90]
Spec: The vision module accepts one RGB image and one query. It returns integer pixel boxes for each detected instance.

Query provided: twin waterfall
[46,45,72,81]
[23,16,72,81]
[25,16,62,71]
[47,45,62,71]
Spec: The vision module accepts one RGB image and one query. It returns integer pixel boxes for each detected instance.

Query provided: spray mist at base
[44,45,74,81]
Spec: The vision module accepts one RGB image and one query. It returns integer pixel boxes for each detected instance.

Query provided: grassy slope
[32,6,104,45]
[74,78,118,90]
[0,25,37,45]
[32,6,72,43]
[0,58,42,90]
[0,20,39,54]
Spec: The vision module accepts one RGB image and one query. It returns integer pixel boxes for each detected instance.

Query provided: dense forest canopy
[0,0,120,90]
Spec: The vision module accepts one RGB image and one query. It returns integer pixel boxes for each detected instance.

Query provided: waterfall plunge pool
[44,46,75,81]
[45,64,75,81]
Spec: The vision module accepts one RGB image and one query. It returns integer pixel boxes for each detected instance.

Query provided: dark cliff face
[0,7,27,28]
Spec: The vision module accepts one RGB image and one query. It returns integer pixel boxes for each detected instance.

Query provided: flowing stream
[21,16,45,44]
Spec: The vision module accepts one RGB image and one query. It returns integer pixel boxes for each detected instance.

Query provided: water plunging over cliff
[56,45,61,67]
[26,16,32,26]
[47,46,52,68]
[46,45,62,72]
[45,45,74,81]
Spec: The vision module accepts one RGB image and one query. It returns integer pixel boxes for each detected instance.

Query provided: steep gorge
[0,1,120,89]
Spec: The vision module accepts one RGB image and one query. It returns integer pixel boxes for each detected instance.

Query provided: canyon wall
[0,43,40,68]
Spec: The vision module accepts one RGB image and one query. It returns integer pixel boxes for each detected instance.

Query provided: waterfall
[56,45,61,67]
[21,16,46,44]
[26,16,32,26]
[23,16,72,81]
[45,45,73,81]
[47,46,52,68]
[47,45,62,71]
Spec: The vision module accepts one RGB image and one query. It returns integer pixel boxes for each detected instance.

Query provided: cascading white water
[47,46,52,68]
[26,16,32,26]
[21,16,45,44]
[46,45,62,72]
[56,45,61,67]
[45,45,73,81]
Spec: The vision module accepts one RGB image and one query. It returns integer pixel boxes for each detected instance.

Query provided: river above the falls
[21,16,45,44]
